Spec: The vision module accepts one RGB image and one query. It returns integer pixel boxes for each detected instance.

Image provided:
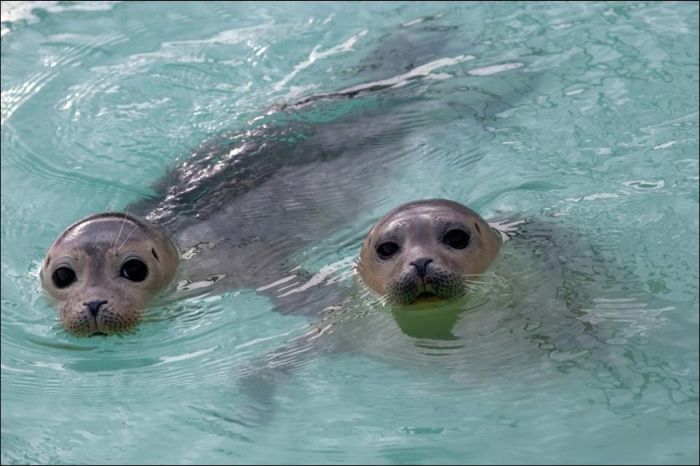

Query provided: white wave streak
[467,62,524,76]
[1,71,53,126]
[317,54,476,99]
[274,30,369,92]
[578,298,675,342]
[276,256,356,297]
[1,1,120,35]
[489,219,526,242]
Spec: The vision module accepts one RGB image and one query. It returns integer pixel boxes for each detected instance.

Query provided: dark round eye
[442,229,470,249]
[376,241,400,260]
[120,259,148,282]
[52,267,76,289]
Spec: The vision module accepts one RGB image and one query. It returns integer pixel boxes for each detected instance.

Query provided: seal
[235,199,509,423]
[40,20,536,336]
[40,212,179,336]
[357,199,502,305]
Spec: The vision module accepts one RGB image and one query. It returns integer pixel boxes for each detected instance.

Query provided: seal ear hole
[376,241,400,260]
[442,229,470,249]
[151,248,159,262]
[120,259,148,282]
[45,255,51,266]
[475,223,481,234]
[52,266,76,289]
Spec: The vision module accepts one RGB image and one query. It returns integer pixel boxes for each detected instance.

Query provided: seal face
[357,199,502,305]
[40,213,179,336]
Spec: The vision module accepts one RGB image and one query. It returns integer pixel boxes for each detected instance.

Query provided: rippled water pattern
[1,2,698,464]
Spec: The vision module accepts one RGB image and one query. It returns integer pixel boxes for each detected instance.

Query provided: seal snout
[407,259,441,302]
[410,258,433,278]
[84,300,108,317]
[409,257,439,300]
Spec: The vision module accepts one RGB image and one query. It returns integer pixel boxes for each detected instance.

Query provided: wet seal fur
[40,213,178,336]
[357,199,502,305]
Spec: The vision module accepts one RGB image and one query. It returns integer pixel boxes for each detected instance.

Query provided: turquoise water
[2,1,698,464]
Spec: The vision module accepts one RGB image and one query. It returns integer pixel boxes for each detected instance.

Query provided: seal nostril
[84,300,108,317]
[410,258,433,278]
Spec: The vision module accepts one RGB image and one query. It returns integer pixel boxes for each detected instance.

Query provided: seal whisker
[462,281,489,291]
[462,272,505,285]
[461,278,489,286]
[116,223,139,252]
[109,212,129,254]
[460,275,491,286]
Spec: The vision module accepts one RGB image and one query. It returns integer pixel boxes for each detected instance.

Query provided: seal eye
[52,267,76,289]
[120,259,148,282]
[442,229,470,249]
[376,241,400,260]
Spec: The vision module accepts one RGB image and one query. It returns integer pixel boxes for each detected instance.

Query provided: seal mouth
[414,291,442,302]
[91,331,108,337]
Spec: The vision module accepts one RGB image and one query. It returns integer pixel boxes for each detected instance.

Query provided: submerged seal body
[357,199,502,305]
[235,199,509,422]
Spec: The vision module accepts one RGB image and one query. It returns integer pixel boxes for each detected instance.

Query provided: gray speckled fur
[124,21,527,314]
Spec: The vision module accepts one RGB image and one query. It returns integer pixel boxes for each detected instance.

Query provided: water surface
[1,2,698,464]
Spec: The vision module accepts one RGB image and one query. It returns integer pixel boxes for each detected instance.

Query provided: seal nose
[84,300,108,317]
[410,258,433,278]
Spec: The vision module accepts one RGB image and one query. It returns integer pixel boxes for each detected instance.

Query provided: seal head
[357,199,501,305]
[40,213,179,336]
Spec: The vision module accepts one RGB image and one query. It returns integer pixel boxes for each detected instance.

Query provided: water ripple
[2,2,698,464]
